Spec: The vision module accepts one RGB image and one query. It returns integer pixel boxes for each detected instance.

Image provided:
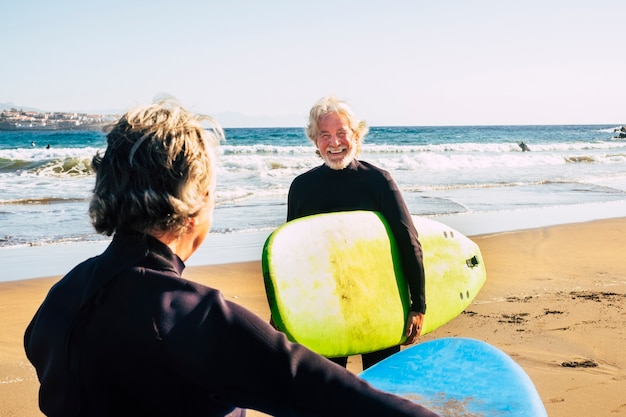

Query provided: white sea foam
[2,124,626,269]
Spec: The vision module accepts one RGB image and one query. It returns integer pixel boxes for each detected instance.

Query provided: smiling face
[315,112,358,170]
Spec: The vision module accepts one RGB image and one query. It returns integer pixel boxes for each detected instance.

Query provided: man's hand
[403,312,425,345]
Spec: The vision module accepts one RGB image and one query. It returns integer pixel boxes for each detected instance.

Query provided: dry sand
[2,218,625,416]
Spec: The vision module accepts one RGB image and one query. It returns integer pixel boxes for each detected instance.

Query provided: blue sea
[2,124,626,281]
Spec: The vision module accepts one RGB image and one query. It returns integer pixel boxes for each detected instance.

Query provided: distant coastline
[0,103,306,129]
[0,108,118,131]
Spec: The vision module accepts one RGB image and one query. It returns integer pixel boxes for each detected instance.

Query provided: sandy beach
[2,218,625,417]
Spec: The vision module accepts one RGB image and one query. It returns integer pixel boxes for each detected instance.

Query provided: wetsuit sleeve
[377,173,426,314]
[182,292,439,417]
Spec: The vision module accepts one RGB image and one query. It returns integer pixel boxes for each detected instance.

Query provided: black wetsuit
[24,233,438,417]
[287,159,426,368]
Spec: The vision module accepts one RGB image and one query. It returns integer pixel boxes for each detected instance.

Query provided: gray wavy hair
[89,98,223,236]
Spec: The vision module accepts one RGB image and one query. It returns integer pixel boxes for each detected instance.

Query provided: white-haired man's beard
[320,144,357,170]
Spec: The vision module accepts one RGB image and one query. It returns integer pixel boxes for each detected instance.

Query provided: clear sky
[3,0,625,127]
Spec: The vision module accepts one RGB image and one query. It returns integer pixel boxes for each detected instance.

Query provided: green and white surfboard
[262,211,486,357]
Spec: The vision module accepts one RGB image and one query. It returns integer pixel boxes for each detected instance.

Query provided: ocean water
[2,124,626,280]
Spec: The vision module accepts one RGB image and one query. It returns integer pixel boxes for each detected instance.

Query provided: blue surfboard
[360,338,547,417]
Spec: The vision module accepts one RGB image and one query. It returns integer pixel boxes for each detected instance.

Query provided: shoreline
[3,199,626,283]
[1,217,625,416]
